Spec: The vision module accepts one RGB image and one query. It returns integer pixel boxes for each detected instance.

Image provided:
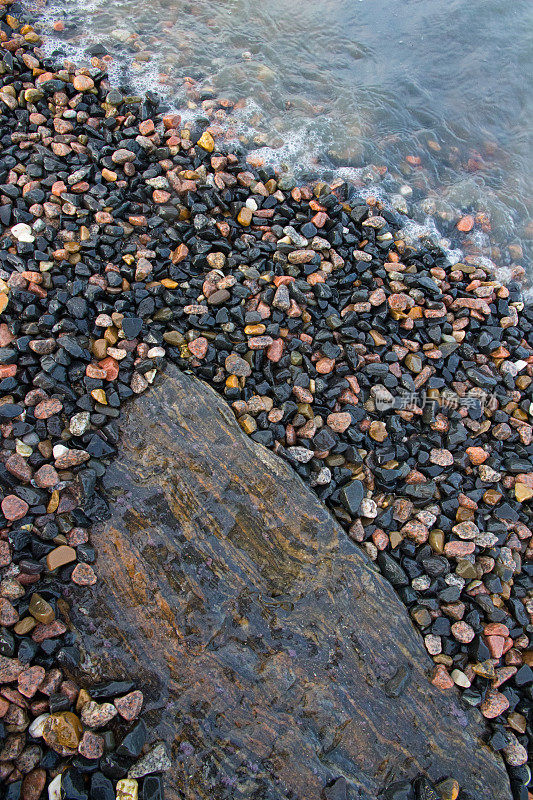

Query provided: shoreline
[21,0,533,287]
[0,1,531,799]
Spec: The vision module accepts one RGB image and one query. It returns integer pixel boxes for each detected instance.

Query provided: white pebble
[70,412,91,436]
[52,444,68,458]
[10,223,34,243]
[245,198,258,211]
[48,774,61,800]
[364,542,378,561]
[147,347,165,358]
[360,498,377,518]
[451,669,471,688]
[29,712,50,738]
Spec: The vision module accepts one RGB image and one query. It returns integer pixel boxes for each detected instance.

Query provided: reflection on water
[25,0,532,265]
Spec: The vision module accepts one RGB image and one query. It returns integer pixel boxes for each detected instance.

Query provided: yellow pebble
[101,168,117,182]
[197,131,215,152]
[515,483,533,502]
[116,779,138,800]
[91,389,107,405]
[47,490,59,514]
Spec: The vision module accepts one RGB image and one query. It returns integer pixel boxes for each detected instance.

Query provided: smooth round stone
[10,223,35,242]
[73,74,94,91]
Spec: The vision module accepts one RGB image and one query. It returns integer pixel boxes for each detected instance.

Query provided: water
[25,0,533,270]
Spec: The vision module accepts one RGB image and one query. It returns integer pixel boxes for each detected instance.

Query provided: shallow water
[25,0,532,266]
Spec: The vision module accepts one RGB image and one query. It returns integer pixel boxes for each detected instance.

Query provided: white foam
[21,0,529,290]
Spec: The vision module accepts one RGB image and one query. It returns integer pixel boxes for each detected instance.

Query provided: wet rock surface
[73,366,511,800]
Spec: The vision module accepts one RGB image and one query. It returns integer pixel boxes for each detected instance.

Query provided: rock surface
[74,366,510,800]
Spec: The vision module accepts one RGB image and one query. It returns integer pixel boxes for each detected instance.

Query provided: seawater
[23,0,533,272]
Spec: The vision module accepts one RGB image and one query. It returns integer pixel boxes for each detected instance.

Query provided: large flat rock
[72,366,510,799]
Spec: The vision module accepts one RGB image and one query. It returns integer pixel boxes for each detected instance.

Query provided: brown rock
[248,336,274,350]
[401,521,429,544]
[188,337,208,359]
[17,666,45,698]
[287,249,315,264]
[46,545,76,572]
[42,712,82,752]
[28,593,54,624]
[5,453,32,483]
[515,483,533,502]
[207,289,231,306]
[71,563,97,586]
[21,768,46,800]
[429,448,454,467]
[480,690,509,719]
[452,521,478,540]
[267,339,284,362]
[225,354,251,377]
[0,598,18,626]
[73,366,510,800]
[54,449,90,469]
[237,207,252,226]
[465,446,488,465]
[0,656,24,683]
[404,353,423,373]
[485,636,505,659]
[197,131,215,152]
[369,421,388,442]
[444,541,475,557]
[451,621,475,644]
[430,665,454,690]
[31,620,66,642]
[81,701,117,728]
[73,74,94,91]
[92,339,108,359]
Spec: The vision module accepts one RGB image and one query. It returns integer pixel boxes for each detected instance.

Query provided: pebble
[46,546,76,572]
[480,690,510,719]
[114,691,143,721]
[225,354,252,377]
[340,481,364,515]
[128,744,171,778]
[42,712,83,751]
[116,779,139,800]
[326,412,352,433]
[81,701,118,728]
[1,495,29,521]
[78,730,105,759]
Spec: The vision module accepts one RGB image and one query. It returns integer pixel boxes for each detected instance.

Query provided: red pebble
[188,337,208,359]
[1,495,29,521]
